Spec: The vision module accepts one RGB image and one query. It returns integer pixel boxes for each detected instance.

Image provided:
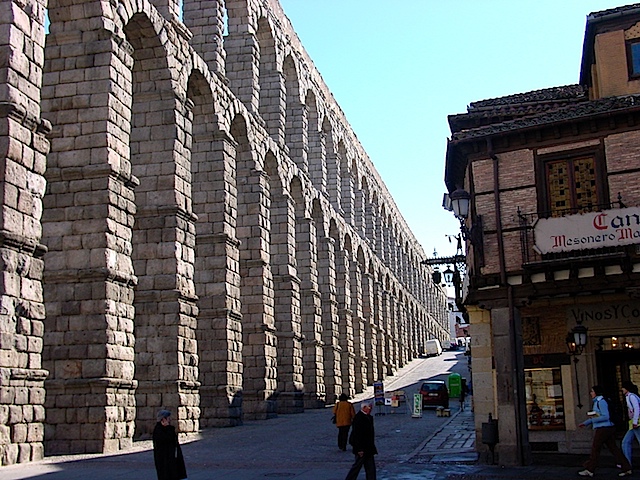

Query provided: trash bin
[448,373,461,398]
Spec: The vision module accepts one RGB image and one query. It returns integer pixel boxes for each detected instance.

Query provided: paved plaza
[1,353,627,479]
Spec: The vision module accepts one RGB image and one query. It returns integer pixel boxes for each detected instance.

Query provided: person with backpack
[578,385,632,477]
[622,381,640,473]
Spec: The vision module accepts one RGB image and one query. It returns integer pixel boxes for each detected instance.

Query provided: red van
[419,380,449,408]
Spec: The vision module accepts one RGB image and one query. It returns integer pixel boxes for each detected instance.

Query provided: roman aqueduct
[0,0,449,465]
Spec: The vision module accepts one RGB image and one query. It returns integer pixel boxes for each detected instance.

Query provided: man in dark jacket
[345,401,378,480]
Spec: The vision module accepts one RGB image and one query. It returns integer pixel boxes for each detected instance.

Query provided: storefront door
[595,347,640,433]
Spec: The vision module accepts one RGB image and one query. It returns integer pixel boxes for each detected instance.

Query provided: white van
[424,339,443,357]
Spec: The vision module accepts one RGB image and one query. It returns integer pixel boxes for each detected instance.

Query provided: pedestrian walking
[578,386,632,477]
[459,378,468,411]
[153,409,188,480]
[333,393,356,451]
[345,401,377,480]
[622,381,640,472]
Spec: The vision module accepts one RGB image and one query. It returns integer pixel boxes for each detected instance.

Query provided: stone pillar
[354,187,365,239]
[365,197,376,246]
[225,29,259,115]
[0,0,50,465]
[41,25,139,455]
[491,305,531,466]
[271,193,303,413]
[149,0,182,21]
[381,290,394,376]
[318,236,341,402]
[349,259,366,392]
[375,214,384,262]
[335,248,355,398]
[361,272,377,384]
[183,0,227,77]
[326,145,341,214]
[192,131,243,427]
[129,88,200,439]
[259,68,285,145]
[285,101,308,173]
[297,217,324,408]
[237,169,277,419]
[389,293,402,368]
[341,164,355,227]
[373,280,386,379]
[309,129,327,197]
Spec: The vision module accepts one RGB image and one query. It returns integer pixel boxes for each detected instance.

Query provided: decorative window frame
[534,144,608,219]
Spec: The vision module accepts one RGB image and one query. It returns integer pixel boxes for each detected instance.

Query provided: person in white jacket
[622,381,640,470]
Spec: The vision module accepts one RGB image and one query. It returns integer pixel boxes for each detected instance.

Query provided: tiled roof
[467,85,587,110]
[588,3,640,20]
[450,94,640,142]
[448,85,588,134]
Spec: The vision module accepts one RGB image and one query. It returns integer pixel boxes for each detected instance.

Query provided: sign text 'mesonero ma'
[534,206,640,254]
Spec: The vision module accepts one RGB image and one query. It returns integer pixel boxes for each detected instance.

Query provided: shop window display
[525,367,565,430]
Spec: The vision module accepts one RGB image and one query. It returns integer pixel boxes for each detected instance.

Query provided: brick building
[0,0,449,466]
[446,3,640,465]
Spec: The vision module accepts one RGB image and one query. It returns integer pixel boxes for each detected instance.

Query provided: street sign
[412,393,422,418]
[374,381,385,405]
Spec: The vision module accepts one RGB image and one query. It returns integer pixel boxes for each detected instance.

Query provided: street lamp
[449,188,471,220]
[432,266,442,285]
[567,324,588,355]
[445,188,482,247]
[420,234,466,309]
[566,323,588,409]
[443,266,455,284]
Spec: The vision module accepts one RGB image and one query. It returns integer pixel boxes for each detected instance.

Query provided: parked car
[419,380,449,408]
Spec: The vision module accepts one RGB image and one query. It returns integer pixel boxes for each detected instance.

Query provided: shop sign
[567,302,640,324]
[534,206,640,254]
[524,353,570,368]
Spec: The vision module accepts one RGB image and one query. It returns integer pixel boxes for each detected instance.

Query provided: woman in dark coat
[152,410,187,480]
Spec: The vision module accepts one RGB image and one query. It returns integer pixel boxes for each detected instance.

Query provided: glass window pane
[525,367,566,430]
[632,42,640,76]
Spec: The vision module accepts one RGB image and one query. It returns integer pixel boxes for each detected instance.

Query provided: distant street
[3,350,472,480]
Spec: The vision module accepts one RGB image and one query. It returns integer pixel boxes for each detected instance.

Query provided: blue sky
[278,0,627,260]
